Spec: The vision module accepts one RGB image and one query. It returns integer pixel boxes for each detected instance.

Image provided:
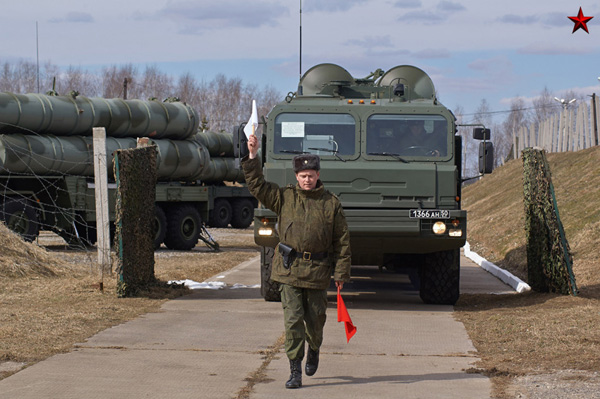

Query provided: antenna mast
[36,21,40,93]
[299,0,302,79]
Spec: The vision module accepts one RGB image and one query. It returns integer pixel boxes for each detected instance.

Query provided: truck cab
[236,63,492,305]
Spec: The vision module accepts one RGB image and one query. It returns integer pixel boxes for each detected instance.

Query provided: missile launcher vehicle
[0,92,256,250]
[234,64,493,305]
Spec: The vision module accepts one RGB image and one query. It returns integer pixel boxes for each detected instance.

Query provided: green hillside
[463,145,600,295]
[458,145,600,396]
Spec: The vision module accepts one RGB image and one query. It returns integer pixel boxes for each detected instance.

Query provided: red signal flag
[337,286,356,343]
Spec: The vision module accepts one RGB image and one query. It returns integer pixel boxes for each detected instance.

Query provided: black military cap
[293,154,320,173]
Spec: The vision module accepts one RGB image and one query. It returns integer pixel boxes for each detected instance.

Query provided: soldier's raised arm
[241,134,283,214]
[248,134,259,160]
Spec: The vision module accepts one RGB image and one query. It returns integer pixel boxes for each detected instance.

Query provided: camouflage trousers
[280,284,328,360]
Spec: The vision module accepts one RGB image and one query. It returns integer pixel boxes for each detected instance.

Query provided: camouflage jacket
[242,156,351,289]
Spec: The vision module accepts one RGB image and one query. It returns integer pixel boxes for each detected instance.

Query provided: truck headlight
[432,221,446,235]
[258,227,274,236]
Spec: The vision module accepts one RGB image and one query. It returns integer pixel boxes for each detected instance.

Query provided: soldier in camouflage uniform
[243,134,351,389]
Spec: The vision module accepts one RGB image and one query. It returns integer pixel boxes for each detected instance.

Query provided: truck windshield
[273,113,356,156]
[366,114,449,157]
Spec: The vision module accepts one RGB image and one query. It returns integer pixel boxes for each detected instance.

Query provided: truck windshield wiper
[308,148,347,162]
[279,150,307,154]
[367,152,409,163]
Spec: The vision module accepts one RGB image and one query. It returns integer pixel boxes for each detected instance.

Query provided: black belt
[292,250,328,261]
[278,243,328,261]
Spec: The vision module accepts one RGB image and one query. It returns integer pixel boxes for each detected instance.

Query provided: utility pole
[299,0,302,80]
[36,22,40,93]
[591,93,598,146]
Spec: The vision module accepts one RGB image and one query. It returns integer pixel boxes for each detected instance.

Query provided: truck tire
[230,198,254,228]
[209,198,232,228]
[419,249,460,305]
[164,204,201,250]
[261,246,281,302]
[1,199,39,242]
[153,205,167,249]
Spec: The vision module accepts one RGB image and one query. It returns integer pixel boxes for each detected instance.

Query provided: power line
[458,103,565,118]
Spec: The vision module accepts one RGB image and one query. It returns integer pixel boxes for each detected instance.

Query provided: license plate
[409,209,450,219]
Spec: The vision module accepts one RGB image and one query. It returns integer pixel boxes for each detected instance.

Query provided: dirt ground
[0,227,258,380]
[2,146,600,398]
[456,147,600,398]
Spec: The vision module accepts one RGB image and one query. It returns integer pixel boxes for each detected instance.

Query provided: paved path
[0,254,512,399]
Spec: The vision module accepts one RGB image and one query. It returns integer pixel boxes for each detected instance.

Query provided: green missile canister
[0,133,243,183]
[0,92,198,140]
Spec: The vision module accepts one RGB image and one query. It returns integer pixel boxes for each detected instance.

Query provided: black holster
[278,243,296,269]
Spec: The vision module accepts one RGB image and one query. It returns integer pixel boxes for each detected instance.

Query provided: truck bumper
[252,208,466,255]
[345,208,467,255]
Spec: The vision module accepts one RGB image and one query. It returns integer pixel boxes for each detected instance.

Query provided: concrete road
[0,254,512,399]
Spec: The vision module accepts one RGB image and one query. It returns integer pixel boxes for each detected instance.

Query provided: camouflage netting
[522,148,578,295]
[114,145,158,297]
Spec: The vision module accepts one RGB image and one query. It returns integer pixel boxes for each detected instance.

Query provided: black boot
[305,347,320,376]
[285,359,302,389]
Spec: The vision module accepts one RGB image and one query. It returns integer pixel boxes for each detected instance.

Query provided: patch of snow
[167,280,260,290]
[230,283,260,289]
[168,280,226,290]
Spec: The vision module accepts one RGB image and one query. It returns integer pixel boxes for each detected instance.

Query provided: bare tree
[101,64,138,98]
[41,61,61,94]
[531,87,557,129]
[56,65,101,97]
[0,61,17,92]
[16,60,38,93]
[201,74,244,132]
[176,72,201,105]
[473,98,492,127]
[137,65,173,100]
[502,97,528,159]
[0,60,38,93]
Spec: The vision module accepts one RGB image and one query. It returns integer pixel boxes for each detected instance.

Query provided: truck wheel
[164,205,200,250]
[1,199,39,242]
[230,199,254,228]
[419,249,460,305]
[153,205,167,249]
[209,198,232,228]
[261,246,281,302]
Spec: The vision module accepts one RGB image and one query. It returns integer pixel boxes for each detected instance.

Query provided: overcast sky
[2,0,600,123]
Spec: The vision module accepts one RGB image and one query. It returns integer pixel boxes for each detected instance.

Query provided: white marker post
[92,127,111,287]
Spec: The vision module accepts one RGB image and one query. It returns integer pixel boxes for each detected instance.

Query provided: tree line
[0,59,282,134]
[454,87,588,178]
[1,59,587,177]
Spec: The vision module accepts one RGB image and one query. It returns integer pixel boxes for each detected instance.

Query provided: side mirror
[473,128,490,140]
[233,124,249,168]
[393,83,405,97]
[479,141,494,174]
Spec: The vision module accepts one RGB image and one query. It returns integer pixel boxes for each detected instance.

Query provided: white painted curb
[464,242,531,293]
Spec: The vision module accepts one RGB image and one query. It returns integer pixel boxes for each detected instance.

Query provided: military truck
[0,92,256,249]
[235,63,493,305]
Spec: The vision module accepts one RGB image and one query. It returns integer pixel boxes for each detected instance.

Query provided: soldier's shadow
[306,371,485,387]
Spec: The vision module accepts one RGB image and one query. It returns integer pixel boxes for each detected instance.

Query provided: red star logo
[568,7,593,33]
